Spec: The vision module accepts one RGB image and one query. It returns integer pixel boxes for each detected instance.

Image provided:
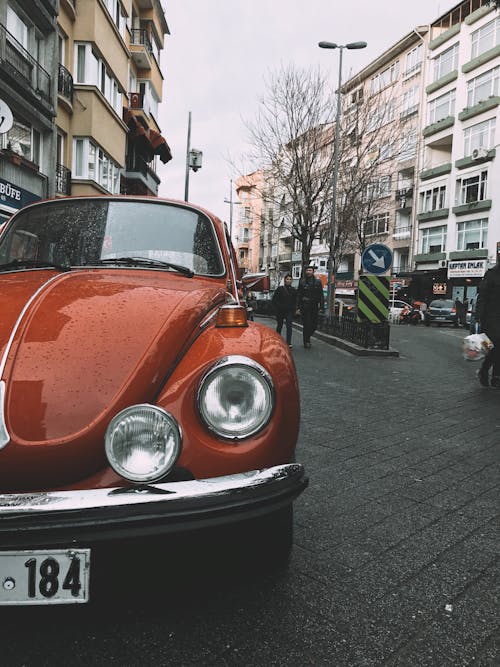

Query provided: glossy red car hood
[0,270,226,488]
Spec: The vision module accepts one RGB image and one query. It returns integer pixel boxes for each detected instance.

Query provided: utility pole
[184,111,191,201]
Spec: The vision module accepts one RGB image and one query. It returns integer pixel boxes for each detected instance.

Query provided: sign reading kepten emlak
[447,259,487,278]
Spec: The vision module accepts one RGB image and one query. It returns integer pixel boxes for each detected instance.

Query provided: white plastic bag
[462,333,493,361]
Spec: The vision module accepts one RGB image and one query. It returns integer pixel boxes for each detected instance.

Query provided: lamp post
[319,40,367,316]
[184,111,203,201]
[224,178,241,242]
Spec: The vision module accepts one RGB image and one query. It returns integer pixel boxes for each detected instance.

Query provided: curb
[311,327,400,357]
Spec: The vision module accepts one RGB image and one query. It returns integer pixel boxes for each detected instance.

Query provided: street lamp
[224,178,241,242]
[319,40,367,316]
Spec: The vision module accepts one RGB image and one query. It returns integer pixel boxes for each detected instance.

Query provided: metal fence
[252,300,391,350]
[317,313,391,350]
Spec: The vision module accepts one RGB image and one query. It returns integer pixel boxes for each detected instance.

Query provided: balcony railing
[125,155,159,181]
[393,226,412,240]
[56,164,71,195]
[0,24,51,103]
[130,29,153,55]
[58,63,73,103]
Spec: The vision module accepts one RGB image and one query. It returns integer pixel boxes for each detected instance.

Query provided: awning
[123,111,172,163]
[149,129,172,164]
[123,110,148,138]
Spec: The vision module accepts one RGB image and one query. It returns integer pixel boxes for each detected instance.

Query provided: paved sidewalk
[286,322,499,665]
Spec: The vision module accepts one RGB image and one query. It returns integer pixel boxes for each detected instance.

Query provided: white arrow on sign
[368,248,386,269]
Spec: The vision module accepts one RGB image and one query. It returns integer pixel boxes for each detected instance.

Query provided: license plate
[435,316,446,320]
[0,549,90,605]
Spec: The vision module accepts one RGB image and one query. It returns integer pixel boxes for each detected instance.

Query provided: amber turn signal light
[215,305,248,327]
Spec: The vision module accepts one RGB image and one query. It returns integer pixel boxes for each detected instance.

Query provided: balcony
[130,29,153,69]
[395,187,413,209]
[0,24,52,110]
[393,225,411,240]
[55,164,71,196]
[57,63,73,105]
[123,155,160,196]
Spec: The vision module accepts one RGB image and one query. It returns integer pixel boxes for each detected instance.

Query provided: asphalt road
[0,321,498,666]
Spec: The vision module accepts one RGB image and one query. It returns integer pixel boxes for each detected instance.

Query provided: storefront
[447,258,488,306]
[0,177,41,225]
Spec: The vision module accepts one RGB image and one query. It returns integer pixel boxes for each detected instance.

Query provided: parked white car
[389,299,411,321]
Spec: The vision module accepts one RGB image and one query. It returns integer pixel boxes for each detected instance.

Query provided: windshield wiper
[0,259,71,272]
[93,256,194,277]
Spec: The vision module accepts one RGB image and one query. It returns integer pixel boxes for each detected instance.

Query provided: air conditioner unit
[472,147,488,160]
[439,259,448,269]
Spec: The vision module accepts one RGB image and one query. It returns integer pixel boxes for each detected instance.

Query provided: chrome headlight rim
[197,355,275,441]
[105,403,182,483]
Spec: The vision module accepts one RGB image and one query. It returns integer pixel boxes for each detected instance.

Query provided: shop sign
[336,279,357,289]
[433,282,447,295]
[447,259,487,278]
[0,178,40,210]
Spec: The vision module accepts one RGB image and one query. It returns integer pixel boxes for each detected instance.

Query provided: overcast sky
[157,0,454,222]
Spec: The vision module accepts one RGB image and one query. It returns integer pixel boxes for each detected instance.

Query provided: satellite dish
[0,98,14,134]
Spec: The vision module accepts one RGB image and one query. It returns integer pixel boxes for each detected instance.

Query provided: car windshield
[0,199,225,276]
[430,300,453,308]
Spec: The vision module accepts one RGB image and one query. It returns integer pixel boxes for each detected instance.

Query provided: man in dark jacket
[297,265,325,349]
[476,258,500,387]
[272,274,297,348]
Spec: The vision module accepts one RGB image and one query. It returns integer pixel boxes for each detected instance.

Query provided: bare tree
[244,64,336,270]
[242,64,414,299]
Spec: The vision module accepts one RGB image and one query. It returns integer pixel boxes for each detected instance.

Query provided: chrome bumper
[0,464,307,548]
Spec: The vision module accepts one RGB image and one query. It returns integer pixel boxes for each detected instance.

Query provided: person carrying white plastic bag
[476,255,500,387]
[462,332,493,361]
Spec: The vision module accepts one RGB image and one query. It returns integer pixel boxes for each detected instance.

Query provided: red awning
[149,129,172,163]
[123,110,148,138]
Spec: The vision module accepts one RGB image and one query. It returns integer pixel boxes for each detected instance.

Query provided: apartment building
[235,170,263,274]
[335,28,430,295]
[0,0,58,223]
[414,0,499,304]
[57,0,170,200]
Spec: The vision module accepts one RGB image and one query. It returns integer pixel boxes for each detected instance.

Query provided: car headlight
[105,404,182,483]
[197,355,274,440]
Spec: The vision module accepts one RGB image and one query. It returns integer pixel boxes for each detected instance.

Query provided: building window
[466,66,499,108]
[101,0,127,38]
[292,264,301,279]
[370,62,399,94]
[419,185,447,212]
[433,44,459,81]
[471,17,500,60]
[463,117,496,156]
[73,138,121,194]
[456,219,488,250]
[401,86,419,117]
[6,6,28,50]
[429,89,456,124]
[367,175,392,199]
[74,43,122,116]
[420,225,447,254]
[365,212,390,236]
[404,44,422,78]
[1,118,40,164]
[456,170,488,204]
[398,129,417,160]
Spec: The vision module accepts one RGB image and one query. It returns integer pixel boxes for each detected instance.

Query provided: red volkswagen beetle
[0,196,306,605]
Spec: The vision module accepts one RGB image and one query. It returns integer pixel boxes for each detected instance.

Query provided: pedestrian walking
[476,258,500,388]
[272,274,297,348]
[297,265,325,349]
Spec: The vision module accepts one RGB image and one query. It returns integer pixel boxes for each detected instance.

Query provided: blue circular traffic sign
[361,243,393,275]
